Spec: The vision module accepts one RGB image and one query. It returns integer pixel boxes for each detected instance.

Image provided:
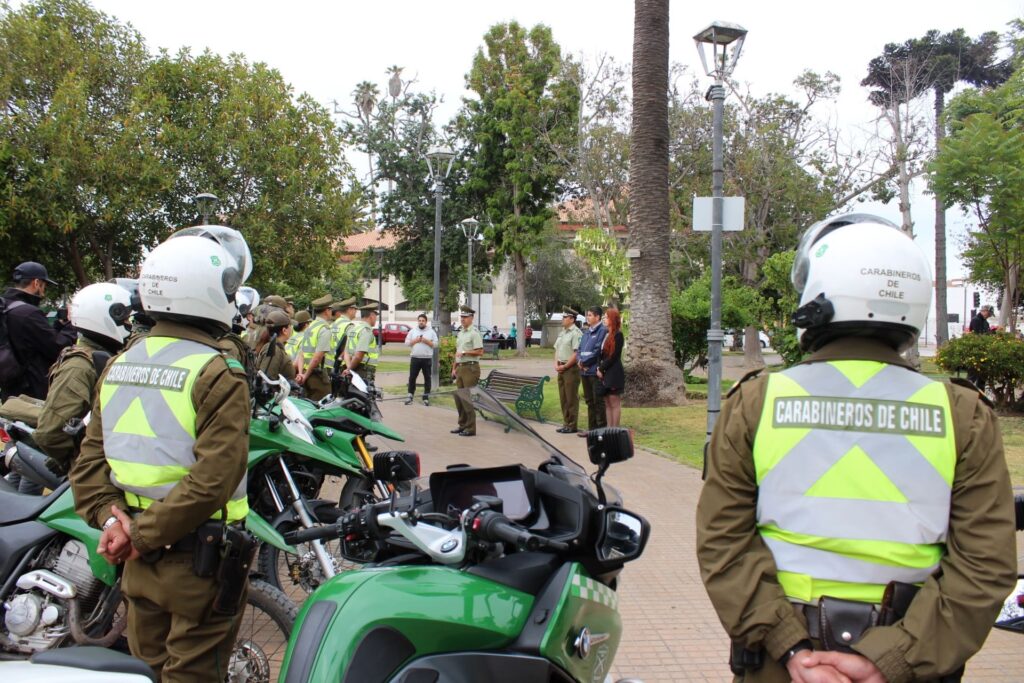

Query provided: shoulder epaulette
[949,377,995,409]
[725,368,764,398]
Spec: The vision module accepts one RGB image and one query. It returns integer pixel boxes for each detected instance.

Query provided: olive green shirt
[34,336,106,470]
[256,338,296,382]
[696,337,1017,683]
[554,325,582,364]
[70,320,251,555]
[456,327,483,363]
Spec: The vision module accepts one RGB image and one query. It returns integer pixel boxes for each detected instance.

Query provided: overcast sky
[84,0,1022,282]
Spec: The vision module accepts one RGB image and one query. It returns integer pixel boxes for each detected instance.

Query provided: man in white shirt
[404,313,438,405]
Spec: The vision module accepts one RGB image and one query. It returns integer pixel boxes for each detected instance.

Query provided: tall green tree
[0,0,163,286]
[462,21,579,356]
[865,29,1010,345]
[931,69,1024,333]
[137,49,362,295]
[627,0,685,405]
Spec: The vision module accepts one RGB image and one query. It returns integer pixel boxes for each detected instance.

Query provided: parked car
[722,329,771,349]
[372,322,412,344]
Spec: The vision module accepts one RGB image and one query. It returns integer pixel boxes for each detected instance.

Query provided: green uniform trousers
[304,368,330,401]
[122,551,245,682]
[581,374,606,431]
[454,362,480,434]
[557,365,581,430]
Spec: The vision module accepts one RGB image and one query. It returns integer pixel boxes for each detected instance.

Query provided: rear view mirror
[596,508,650,565]
[373,451,420,483]
[586,428,633,467]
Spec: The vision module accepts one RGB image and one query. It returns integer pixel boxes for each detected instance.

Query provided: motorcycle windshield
[465,386,613,502]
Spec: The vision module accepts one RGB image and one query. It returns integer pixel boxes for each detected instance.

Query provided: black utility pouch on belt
[818,596,878,653]
[729,641,764,676]
[212,526,257,616]
[192,521,225,578]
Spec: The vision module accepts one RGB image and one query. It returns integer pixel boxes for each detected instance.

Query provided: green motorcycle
[277,388,650,683]
[0,420,296,682]
[248,371,404,596]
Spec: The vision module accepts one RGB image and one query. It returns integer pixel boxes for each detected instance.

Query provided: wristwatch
[102,516,119,531]
[779,639,813,666]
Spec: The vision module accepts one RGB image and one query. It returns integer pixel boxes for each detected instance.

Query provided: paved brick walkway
[370,391,1022,683]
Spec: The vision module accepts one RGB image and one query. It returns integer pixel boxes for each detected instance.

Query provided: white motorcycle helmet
[790,213,932,352]
[69,282,133,346]
[139,225,252,330]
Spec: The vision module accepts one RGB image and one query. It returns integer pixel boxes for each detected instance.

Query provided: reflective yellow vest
[299,318,332,372]
[100,336,248,523]
[345,321,379,366]
[284,330,302,359]
[753,360,956,604]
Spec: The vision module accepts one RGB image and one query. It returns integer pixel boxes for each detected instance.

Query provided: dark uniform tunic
[70,320,250,682]
[256,338,296,383]
[696,337,1017,683]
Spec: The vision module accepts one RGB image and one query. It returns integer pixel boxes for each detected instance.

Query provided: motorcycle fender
[281,566,533,682]
[245,511,296,554]
[316,405,404,442]
[36,487,117,586]
[249,420,356,472]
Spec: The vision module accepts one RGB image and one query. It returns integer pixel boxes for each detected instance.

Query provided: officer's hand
[795,652,884,683]
[99,505,140,564]
[295,373,307,385]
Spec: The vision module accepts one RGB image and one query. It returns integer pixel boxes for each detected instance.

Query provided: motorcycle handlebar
[475,511,569,553]
[283,524,339,545]
[282,501,390,546]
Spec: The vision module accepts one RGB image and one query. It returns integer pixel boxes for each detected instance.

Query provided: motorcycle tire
[256,518,361,602]
[228,579,297,683]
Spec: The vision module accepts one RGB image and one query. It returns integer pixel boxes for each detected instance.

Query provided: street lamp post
[373,247,385,343]
[425,146,455,396]
[194,193,219,224]
[460,217,481,320]
[694,21,747,444]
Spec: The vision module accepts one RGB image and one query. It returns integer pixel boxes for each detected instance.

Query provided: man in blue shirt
[576,306,607,436]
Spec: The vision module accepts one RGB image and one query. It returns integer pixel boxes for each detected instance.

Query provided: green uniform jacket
[70,320,250,555]
[696,337,1017,683]
[256,338,296,382]
[34,336,107,470]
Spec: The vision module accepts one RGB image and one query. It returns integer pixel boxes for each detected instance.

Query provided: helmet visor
[171,225,252,281]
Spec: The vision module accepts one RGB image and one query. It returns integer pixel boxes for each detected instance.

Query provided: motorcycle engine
[2,539,102,653]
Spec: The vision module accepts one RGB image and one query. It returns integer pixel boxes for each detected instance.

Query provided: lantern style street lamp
[694,21,747,444]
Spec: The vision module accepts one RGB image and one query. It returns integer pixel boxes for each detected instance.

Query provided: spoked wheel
[228,579,297,683]
[257,519,361,603]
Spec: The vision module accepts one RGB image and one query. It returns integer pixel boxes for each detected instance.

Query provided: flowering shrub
[934,332,1024,408]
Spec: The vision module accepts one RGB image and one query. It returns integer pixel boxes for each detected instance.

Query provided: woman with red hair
[596,307,625,426]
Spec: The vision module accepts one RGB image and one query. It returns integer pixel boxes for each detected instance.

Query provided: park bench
[482,340,501,360]
[477,369,549,423]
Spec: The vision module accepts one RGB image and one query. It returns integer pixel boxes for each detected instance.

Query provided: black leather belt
[796,603,822,639]
[459,361,479,365]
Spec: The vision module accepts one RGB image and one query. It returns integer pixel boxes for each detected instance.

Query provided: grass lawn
[381,364,1024,487]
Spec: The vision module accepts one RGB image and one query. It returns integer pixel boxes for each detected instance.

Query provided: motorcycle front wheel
[256,518,362,602]
[228,579,297,683]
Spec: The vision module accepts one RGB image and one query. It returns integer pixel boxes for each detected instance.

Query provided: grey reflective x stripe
[758,362,952,545]
[762,536,935,585]
[103,339,214,470]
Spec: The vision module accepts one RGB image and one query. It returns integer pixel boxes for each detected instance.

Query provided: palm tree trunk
[626,0,685,406]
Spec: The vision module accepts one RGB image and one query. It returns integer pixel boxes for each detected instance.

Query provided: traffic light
[973,292,981,308]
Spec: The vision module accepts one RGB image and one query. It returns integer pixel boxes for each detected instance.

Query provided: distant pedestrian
[577,306,607,437]
[1,261,76,400]
[451,306,483,436]
[967,304,995,390]
[597,307,624,427]
[524,325,533,347]
[405,313,437,405]
[554,307,582,433]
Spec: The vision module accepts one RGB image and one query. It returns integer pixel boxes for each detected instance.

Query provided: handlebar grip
[1014,494,1023,532]
[481,514,539,551]
[282,524,339,545]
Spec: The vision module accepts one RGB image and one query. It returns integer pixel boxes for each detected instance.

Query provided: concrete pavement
[366,395,1022,683]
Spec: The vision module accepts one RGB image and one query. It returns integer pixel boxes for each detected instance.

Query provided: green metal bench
[482,340,501,360]
[477,369,549,423]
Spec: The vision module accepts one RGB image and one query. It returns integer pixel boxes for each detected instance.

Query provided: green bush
[438,336,457,385]
[934,332,1024,407]
[767,325,804,367]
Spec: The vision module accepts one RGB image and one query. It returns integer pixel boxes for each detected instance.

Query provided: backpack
[0,298,28,391]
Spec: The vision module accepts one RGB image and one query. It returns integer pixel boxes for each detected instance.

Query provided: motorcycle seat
[467,551,563,595]
[31,646,157,682]
[0,480,70,525]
